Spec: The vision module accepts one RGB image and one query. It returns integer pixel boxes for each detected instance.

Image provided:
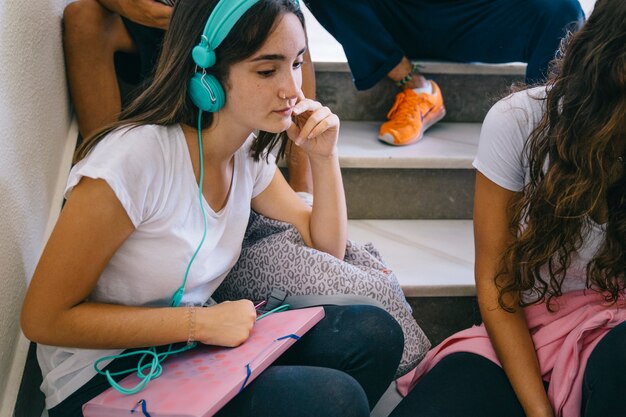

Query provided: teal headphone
[188,0,261,112]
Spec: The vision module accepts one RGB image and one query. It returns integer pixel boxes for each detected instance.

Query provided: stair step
[339,121,477,219]
[282,121,479,219]
[347,219,475,297]
[336,121,479,169]
[315,65,521,123]
[348,219,480,345]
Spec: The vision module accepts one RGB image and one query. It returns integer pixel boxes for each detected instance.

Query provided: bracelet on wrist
[396,63,421,88]
[186,305,196,345]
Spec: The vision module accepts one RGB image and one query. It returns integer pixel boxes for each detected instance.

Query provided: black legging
[390,321,626,417]
[49,305,404,417]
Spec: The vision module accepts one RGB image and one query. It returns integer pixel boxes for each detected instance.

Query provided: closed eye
[257,69,275,77]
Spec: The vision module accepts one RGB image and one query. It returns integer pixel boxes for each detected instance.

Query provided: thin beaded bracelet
[186,305,196,345]
[396,63,420,88]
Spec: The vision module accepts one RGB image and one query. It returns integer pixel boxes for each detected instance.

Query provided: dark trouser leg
[216,366,370,417]
[274,305,404,409]
[305,0,583,87]
[521,0,584,82]
[218,305,404,416]
[581,321,626,416]
[390,352,529,417]
[304,0,406,90]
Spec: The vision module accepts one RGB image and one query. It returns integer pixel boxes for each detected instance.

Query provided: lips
[273,107,293,116]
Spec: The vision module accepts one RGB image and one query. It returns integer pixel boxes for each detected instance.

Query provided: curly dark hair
[497,0,626,311]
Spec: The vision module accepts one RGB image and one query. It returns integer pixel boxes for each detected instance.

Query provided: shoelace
[386,90,433,125]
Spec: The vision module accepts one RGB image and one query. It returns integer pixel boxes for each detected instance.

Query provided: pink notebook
[83,307,325,417]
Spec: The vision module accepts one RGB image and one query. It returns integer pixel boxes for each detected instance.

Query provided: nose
[279,67,300,100]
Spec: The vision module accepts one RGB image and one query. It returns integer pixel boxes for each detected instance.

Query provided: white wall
[579,0,596,15]
[0,0,74,415]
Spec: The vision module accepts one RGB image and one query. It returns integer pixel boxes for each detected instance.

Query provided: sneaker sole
[378,106,447,146]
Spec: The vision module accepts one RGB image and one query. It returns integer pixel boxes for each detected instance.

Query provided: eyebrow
[250,47,307,62]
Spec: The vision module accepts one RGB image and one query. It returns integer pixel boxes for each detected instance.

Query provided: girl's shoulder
[83,124,186,172]
[481,86,548,145]
[491,86,547,124]
[97,124,179,153]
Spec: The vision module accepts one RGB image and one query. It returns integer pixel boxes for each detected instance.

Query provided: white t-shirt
[38,124,276,409]
[473,87,606,301]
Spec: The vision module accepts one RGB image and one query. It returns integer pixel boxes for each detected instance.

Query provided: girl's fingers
[306,114,339,139]
[286,121,300,141]
[297,106,332,139]
[292,97,322,116]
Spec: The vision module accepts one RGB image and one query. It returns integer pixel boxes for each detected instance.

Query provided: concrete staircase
[310,59,524,346]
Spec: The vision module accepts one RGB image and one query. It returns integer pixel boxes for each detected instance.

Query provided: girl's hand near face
[254,93,346,260]
[287,93,340,160]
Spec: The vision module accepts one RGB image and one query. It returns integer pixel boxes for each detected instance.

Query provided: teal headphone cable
[171,110,209,308]
[94,112,207,394]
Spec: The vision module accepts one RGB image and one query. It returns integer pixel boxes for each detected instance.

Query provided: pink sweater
[397,290,626,417]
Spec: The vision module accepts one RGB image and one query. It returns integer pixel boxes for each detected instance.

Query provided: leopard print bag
[213,212,431,376]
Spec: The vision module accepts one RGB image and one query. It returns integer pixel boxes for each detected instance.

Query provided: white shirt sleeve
[64,126,166,227]
[473,91,542,192]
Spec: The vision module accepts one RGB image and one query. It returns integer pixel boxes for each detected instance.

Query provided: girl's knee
[63,0,115,44]
[534,0,584,26]
[64,0,107,27]
[318,370,370,417]
[280,367,371,417]
[584,321,626,387]
[337,305,404,352]
[582,324,626,415]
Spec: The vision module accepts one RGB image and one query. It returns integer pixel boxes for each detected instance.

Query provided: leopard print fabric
[214,212,431,376]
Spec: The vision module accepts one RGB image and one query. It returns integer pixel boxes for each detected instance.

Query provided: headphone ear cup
[188,72,225,112]
[192,45,216,69]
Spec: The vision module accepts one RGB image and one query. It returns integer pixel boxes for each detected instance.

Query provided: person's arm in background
[474,172,554,417]
[63,0,171,138]
[97,0,172,29]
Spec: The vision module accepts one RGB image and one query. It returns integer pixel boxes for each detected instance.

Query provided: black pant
[305,0,584,88]
[390,321,626,417]
[49,305,404,417]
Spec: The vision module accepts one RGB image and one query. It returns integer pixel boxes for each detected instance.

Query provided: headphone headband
[192,0,260,69]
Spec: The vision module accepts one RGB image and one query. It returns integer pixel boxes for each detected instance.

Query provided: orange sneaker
[378,81,446,146]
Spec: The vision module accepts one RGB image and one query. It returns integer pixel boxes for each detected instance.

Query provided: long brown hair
[74,0,305,163]
[497,0,626,310]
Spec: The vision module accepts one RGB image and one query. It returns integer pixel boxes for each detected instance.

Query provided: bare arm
[286,47,315,192]
[252,97,346,259]
[474,172,554,417]
[301,50,316,99]
[21,178,256,349]
[96,0,172,29]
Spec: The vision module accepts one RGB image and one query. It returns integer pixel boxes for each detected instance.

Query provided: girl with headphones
[21,1,403,416]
